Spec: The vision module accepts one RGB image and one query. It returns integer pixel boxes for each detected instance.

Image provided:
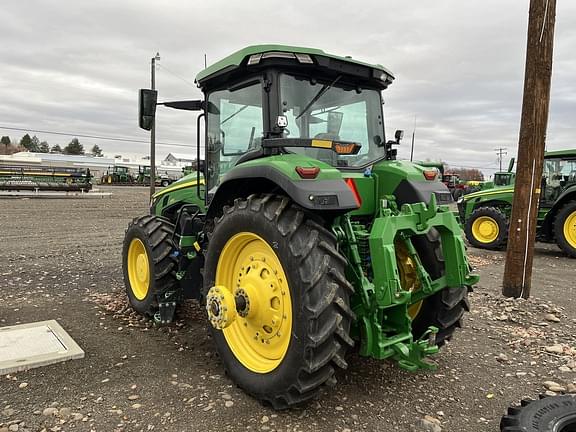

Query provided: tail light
[344,178,362,207]
[295,166,320,179]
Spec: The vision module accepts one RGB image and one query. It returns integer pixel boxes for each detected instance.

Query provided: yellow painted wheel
[127,238,150,301]
[471,216,500,243]
[563,210,576,249]
[396,241,423,319]
[215,232,292,373]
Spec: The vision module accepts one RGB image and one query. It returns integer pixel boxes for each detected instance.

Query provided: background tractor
[101,165,134,184]
[459,149,576,257]
[122,45,478,408]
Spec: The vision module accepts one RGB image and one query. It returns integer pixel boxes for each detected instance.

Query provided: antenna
[410,115,417,162]
[204,54,207,69]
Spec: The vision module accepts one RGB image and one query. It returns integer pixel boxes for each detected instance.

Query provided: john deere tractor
[459,149,576,257]
[123,45,478,408]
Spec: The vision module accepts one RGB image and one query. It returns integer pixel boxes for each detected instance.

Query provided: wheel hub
[206,286,237,329]
[472,216,499,243]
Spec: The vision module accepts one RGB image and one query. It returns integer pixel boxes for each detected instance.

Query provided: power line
[156,63,198,89]
[0,125,195,149]
[494,147,508,171]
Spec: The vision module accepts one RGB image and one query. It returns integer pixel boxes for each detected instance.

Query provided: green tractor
[459,150,576,256]
[123,45,478,408]
[101,165,134,184]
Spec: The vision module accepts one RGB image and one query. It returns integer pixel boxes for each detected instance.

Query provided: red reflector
[423,170,438,181]
[344,178,362,207]
[295,166,320,179]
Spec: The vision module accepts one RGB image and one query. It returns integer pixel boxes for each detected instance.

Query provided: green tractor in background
[123,45,478,408]
[101,165,134,184]
[459,150,576,256]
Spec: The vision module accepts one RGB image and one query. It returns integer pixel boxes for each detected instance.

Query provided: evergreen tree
[51,144,62,153]
[1,136,10,151]
[30,135,41,152]
[20,134,32,150]
[91,144,103,157]
[39,141,50,153]
[63,138,84,155]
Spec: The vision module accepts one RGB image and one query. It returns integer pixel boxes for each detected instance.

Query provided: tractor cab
[541,151,576,205]
[196,46,399,193]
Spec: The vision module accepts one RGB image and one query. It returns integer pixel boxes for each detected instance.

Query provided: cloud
[1,0,575,175]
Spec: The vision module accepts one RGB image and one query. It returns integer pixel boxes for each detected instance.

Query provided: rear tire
[204,194,354,409]
[122,215,179,316]
[554,201,576,258]
[501,395,576,432]
[465,206,508,249]
[411,230,471,346]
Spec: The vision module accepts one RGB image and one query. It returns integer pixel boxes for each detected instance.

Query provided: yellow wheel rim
[127,238,150,301]
[215,232,292,373]
[396,241,423,319]
[471,216,499,243]
[563,210,576,249]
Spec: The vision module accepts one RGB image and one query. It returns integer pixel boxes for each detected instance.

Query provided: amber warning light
[423,170,438,181]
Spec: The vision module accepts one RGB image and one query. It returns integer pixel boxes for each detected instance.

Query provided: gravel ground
[0,186,575,432]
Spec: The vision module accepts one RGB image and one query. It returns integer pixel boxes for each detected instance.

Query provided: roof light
[295,166,320,179]
[261,51,296,60]
[247,54,263,65]
[295,53,313,64]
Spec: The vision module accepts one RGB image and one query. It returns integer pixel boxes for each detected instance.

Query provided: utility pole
[410,116,416,162]
[502,0,556,298]
[494,147,507,172]
[150,52,160,199]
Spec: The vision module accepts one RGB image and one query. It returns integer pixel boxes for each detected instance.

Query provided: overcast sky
[1,1,574,176]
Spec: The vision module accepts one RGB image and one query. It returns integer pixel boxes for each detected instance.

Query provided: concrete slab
[0,320,84,374]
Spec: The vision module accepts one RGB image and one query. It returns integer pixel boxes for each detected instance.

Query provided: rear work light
[295,166,320,179]
[423,170,438,181]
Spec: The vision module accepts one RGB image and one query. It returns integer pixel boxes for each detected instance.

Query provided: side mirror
[139,89,158,131]
[394,129,404,143]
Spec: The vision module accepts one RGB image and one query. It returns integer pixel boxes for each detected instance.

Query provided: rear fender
[206,165,358,219]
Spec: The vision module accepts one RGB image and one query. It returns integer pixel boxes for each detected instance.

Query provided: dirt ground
[1,186,575,432]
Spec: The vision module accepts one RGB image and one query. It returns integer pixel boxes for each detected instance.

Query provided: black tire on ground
[161,179,170,187]
[464,206,509,250]
[410,229,471,346]
[500,395,576,431]
[122,215,179,316]
[203,194,355,409]
[554,201,576,258]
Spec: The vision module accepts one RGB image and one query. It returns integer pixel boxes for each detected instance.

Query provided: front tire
[122,215,179,316]
[465,206,508,249]
[410,230,471,346]
[554,201,576,258]
[204,195,354,409]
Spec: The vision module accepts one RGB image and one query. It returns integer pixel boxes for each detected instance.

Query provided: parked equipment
[123,45,478,408]
[0,165,92,191]
[137,165,173,187]
[101,166,134,185]
[459,150,576,256]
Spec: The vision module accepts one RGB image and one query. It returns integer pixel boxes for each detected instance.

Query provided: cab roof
[195,44,394,88]
[545,149,576,158]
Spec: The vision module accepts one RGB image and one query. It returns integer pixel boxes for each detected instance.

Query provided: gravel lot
[1,186,575,432]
